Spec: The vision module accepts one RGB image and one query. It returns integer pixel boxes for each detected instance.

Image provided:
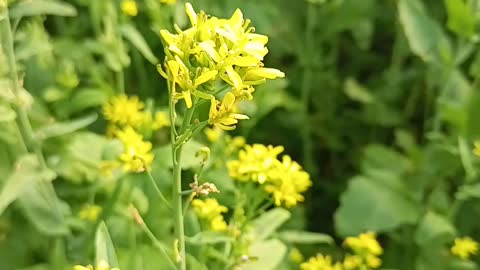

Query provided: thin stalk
[116,70,125,94]
[1,4,46,168]
[172,145,186,270]
[300,4,317,174]
[145,169,172,210]
[140,220,177,270]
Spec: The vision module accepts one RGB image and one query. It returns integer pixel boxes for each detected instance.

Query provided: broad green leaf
[445,0,476,38]
[335,175,419,236]
[414,211,456,247]
[362,144,413,176]
[398,0,451,63]
[62,89,108,116]
[9,0,77,18]
[438,70,472,132]
[34,113,97,140]
[120,24,159,64]
[95,222,119,267]
[0,155,51,215]
[251,208,291,240]
[243,239,287,270]
[344,78,375,104]
[277,230,333,244]
[456,183,480,200]
[186,232,233,245]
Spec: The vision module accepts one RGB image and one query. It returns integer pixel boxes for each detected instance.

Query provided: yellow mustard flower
[264,155,312,208]
[344,232,383,256]
[289,248,304,264]
[474,141,480,157]
[204,126,223,142]
[78,204,102,222]
[208,92,249,130]
[192,198,228,232]
[152,111,170,130]
[157,3,284,128]
[115,126,154,172]
[451,237,479,260]
[300,254,342,270]
[121,0,138,16]
[227,144,284,183]
[103,95,145,128]
[365,254,381,269]
[73,260,119,270]
[343,255,362,270]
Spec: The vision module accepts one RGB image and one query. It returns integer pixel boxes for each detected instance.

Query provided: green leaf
[444,0,476,38]
[344,78,375,104]
[34,113,97,140]
[277,230,333,244]
[335,175,420,236]
[251,208,291,240]
[398,0,451,63]
[186,232,233,245]
[414,211,456,247]
[243,239,287,270]
[456,183,480,200]
[95,222,119,267]
[120,24,159,64]
[9,0,77,18]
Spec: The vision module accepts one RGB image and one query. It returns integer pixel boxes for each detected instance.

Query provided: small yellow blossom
[451,237,479,260]
[227,144,284,183]
[344,232,383,256]
[121,0,138,16]
[152,111,170,130]
[78,205,102,222]
[103,95,144,128]
[204,126,223,142]
[115,126,154,172]
[474,141,480,157]
[300,254,342,270]
[343,255,362,270]
[264,155,312,207]
[231,136,246,148]
[192,198,228,232]
[208,92,249,130]
[365,254,381,269]
[289,248,304,264]
[73,260,119,270]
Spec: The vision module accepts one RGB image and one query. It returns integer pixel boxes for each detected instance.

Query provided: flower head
[344,232,383,256]
[192,198,228,232]
[343,255,362,270]
[300,254,342,270]
[78,204,102,222]
[115,126,154,172]
[121,0,138,16]
[103,95,145,128]
[451,237,479,260]
[208,92,248,130]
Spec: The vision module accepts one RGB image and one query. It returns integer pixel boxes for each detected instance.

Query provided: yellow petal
[194,70,218,87]
[225,66,243,89]
[183,91,193,108]
[198,41,220,62]
[222,92,236,107]
[185,2,197,26]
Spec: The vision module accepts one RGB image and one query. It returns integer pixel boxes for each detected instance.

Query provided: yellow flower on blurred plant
[121,0,138,16]
[343,255,362,270]
[366,254,381,269]
[78,204,102,222]
[204,126,223,142]
[115,126,153,172]
[300,254,342,270]
[103,95,144,128]
[227,144,284,183]
[264,155,312,207]
[152,111,170,130]
[192,198,228,232]
[473,141,480,157]
[451,237,479,260]
[208,92,249,130]
[344,232,383,256]
[159,0,176,4]
[73,260,119,270]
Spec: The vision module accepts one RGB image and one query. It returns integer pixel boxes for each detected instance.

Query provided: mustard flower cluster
[191,198,228,232]
[78,204,102,222]
[300,254,342,270]
[343,232,383,269]
[121,0,138,17]
[73,260,119,270]
[451,237,479,260]
[157,3,284,130]
[102,95,168,173]
[227,144,311,207]
[300,232,383,270]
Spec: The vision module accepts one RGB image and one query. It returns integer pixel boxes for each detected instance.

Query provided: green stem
[141,220,177,270]
[300,4,317,175]
[0,3,46,168]
[116,70,125,94]
[145,169,172,210]
[172,144,186,270]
